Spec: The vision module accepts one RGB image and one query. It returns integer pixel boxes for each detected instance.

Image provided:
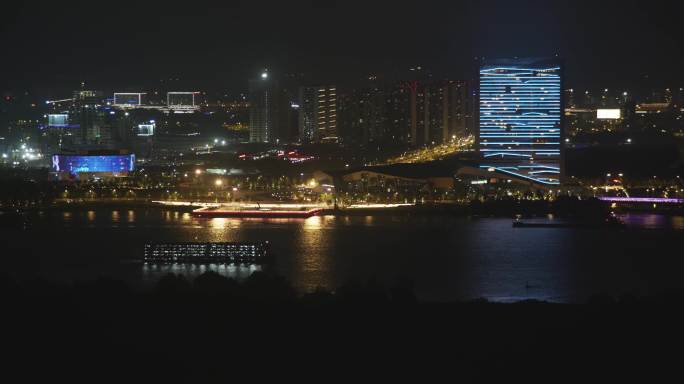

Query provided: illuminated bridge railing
[598,197,684,204]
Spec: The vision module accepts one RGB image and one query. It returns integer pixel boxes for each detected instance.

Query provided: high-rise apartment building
[409,80,474,146]
[298,86,338,143]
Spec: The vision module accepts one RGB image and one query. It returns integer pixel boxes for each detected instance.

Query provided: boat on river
[512,214,624,229]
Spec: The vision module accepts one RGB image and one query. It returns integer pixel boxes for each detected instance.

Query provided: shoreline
[2,199,684,216]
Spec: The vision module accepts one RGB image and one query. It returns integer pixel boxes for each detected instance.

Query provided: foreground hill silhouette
[3,271,683,382]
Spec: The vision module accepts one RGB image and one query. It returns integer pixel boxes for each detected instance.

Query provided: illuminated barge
[144,242,268,264]
[192,204,325,218]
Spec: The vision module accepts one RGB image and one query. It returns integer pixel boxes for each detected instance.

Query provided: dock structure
[144,242,268,264]
[192,204,325,218]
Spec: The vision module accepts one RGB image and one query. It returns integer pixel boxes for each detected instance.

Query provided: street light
[215,179,223,186]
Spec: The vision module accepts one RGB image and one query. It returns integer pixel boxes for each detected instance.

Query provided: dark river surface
[2,208,684,302]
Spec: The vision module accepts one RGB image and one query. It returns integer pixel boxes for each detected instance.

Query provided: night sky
[2,0,682,95]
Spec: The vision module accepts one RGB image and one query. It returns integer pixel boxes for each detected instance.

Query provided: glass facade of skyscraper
[479,59,563,185]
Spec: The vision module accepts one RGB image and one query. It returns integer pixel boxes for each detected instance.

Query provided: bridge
[598,197,684,204]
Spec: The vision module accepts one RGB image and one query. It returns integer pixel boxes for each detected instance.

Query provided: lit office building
[51,152,135,179]
[478,58,563,185]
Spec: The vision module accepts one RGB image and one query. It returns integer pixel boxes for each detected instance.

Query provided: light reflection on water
[673,216,684,230]
[210,217,229,229]
[618,214,684,230]
[291,215,334,292]
[200,216,336,291]
[141,263,261,283]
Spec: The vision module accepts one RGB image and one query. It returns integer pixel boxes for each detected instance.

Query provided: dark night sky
[1,0,682,96]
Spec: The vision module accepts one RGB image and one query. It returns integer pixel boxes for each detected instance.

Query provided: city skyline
[1,3,683,305]
[3,2,684,380]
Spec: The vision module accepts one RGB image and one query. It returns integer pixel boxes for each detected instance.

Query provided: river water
[2,208,683,302]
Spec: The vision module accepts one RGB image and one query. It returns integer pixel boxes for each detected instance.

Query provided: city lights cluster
[1,143,44,166]
[380,135,475,165]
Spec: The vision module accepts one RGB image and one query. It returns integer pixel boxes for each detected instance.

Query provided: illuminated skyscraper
[478,58,563,185]
[249,72,274,143]
[249,71,291,143]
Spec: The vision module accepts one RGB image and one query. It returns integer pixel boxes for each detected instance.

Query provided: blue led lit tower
[478,58,563,185]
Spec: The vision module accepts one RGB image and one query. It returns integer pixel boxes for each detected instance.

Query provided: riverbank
[4,197,684,217]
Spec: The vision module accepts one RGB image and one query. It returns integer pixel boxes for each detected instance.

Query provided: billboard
[597,109,621,120]
[52,154,135,174]
[167,92,197,107]
[137,121,155,136]
[48,114,69,128]
[113,93,145,106]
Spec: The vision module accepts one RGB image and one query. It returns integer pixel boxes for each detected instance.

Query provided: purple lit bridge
[598,197,684,204]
